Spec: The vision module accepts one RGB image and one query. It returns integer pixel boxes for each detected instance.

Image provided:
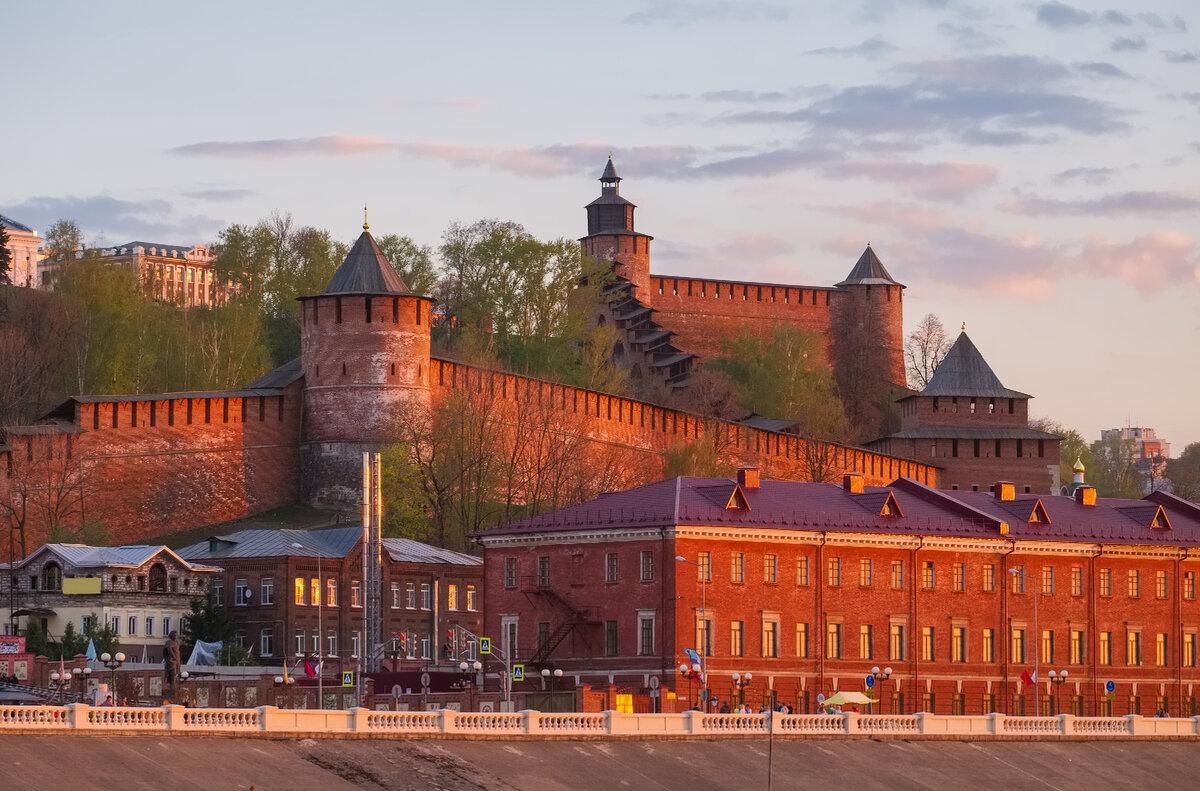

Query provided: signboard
[513,664,525,682]
[480,638,491,655]
[1105,680,1115,693]
[865,675,875,689]
[63,578,102,595]
[342,671,354,687]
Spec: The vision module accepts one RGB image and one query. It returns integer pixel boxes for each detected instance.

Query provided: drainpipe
[1177,547,1187,716]
[815,533,826,708]
[432,576,439,669]
[1000,541,1015,714]
[912,536,924,714]
[1090,545,1101,715]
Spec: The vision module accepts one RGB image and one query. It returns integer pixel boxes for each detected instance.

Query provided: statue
[164,631,182,687]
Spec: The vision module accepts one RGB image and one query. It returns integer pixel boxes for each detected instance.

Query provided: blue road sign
[1106,680,1115,693]
[513,664,525,681]
[480,637,491,654]
[865,675,875,689]
[342,671,354,687]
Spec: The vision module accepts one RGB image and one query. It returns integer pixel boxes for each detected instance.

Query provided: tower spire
[363,204,369,232]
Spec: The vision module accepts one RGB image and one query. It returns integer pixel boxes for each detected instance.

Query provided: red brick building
[868,330,1061,494]
[176,527,483,670]
[582,158,906,389]
[476,468,1200,717]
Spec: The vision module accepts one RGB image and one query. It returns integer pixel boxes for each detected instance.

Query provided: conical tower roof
[920,332,1030,398]
[320,230,410,296]
[600,156,620,182]
[835,244,904,287]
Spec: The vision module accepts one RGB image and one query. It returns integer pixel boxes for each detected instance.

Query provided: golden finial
[867,241,871,247]
[363,204,369,232]
[961,322,966,332]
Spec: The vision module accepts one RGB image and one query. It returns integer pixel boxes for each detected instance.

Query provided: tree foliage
[1168,443,1200,502]
[829,295,900,441]
[0,222,12,286]
[182,595,251,665]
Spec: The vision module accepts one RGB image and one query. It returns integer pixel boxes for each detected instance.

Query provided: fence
[3,706,1200,739]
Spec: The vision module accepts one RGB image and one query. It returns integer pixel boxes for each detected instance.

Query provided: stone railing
[4,706,1200,740]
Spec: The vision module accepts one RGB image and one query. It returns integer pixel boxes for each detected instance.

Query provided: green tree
[376,233,438,296]
[1089,434,1145,499]
[379,441,431,540]
[22,618,49,658]
[43,219,84,263]
[1032,419,1092,491]
[58,620,89,659]
[182,595,251,665]
[213,222,275,305]
[83,612,119,657]
[0,222,12,285]
[1168,443,1200,502]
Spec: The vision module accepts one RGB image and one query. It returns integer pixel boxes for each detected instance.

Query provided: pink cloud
[823,160,998,200]
[829,202,956,233]
[1079,230,1200,296]
[170,135,393,158]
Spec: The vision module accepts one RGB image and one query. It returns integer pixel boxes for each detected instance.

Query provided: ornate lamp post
[459,660,482,711]
[100,652,125,704]
[679,662,702,710]
[48,669,73,703]
[1048,669,1068,715]
[731,672,752,709]
[870,666,893,714]
[78,666,92,697]
[1009,567,1039,716]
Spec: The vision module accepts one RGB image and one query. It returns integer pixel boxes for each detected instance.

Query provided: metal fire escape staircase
[520,578,600,667]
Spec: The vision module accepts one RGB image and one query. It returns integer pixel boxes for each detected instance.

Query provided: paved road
[3,736,1197,790]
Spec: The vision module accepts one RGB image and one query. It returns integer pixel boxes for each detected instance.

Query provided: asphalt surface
[3,736,1199,790]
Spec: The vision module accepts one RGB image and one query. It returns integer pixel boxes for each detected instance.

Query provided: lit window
[351,581,362,608]
[466,585,477,611]
[311,578,320,606]
[448,584,459,611]
[327,578,337,607]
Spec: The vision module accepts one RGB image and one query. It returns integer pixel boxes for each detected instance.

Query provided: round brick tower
[298,219,433,507]
[579,157,654,300]
[832,244,907,388]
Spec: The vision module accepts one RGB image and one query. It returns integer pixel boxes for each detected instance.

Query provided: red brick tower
[832,244,907,387]
[298,218,433,506]
[580,157,653,300]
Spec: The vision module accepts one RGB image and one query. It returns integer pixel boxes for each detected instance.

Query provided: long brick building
[476,468,1200,718]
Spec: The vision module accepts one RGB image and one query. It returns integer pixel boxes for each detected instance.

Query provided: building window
[405,582,416,609]
[145,616,154,637]
[293,577,305,605]
[921,626,935,661]
[421,583,431,610]
[504,558,517,589]
[1128,570,1140,599]
[1156,633,1167,666]
[391,582,401,608]
[639,614,655,656]
[605,553,619,583]
[982,628,995,663]
[797,557,810,586]
[983,564,995,592]
[162,616,171,637]
[1184,633,1197,667]
[640,551,655,582]
[1100,569,1112,597]
[952,627,966,662]
[796,623,809,658]
[1187,572,1196,600]
[261,629,274,657]
[310,578,321,606]
[860,559,873,588]
[606,621,618,657]
[698,618,713,657]
[1100,632,1112,665]
[1011,628,1026,664]
[763,554,777,584]
[261,577,274,605]
[127,616,137,636]
[730,621,744,657]
[697,552,711,582]
[730,553,744,583]
[1041,630,1054,664]
[537,556,551,587]
[827,557,841,587]
[421,636,431,660]
[922,561,935,591]
[295,630,305,655]
[892,560,905,589]
[351,634,360,658]
[951,562,964,592]
[1156,570,1167,599]
[466,585,478,611]
[860,625,873,660]
[1127,631,1141,665]
[889,624,906,661]
[235,579,249,606]
[825,622,842,659]
[1070,630,1084,664]
[327,578,337,607]
[1011,565,1026,594]
[351,581,361,608]
[447,584,459,611]
[1071,567,1082,597]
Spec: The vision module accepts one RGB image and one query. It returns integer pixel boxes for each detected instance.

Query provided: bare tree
[904,313,953,390]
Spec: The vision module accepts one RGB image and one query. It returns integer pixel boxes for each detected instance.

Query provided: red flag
[305,661,317,678]
[1020,670,1036,686]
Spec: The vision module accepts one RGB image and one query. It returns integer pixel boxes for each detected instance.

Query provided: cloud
[183,188,256,201]
[1076,61,1132,79]
[5,195,224,242]
[828,202,956,233]
[1182,93,1200,108]
[823,160,997,200]
[1080,231,1200,295]
[1110,36,1147,52]
[806,36,896,59]
[937,23,1001,49]
[169,134,394,159]
[1036,2,1095,29]
[698,89,791,103]
[712,233,796,261]
[1051,167,1114,185]
[623,1,788,26]
[1164,50,1199,63]
[899,55,1070,88]
[1004,191,1200,217]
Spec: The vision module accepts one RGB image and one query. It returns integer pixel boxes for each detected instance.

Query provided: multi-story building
[476,467,1200,717]
[0,213,43,288]
[1100,427,1171,491]
[2,543,221,660]
[39,241,231,306]
[868,329,1061,494]
[176,527,484,669]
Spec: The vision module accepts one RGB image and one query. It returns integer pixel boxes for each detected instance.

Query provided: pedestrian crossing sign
[480,638,491,654]
[513,664,525,681]
[342,671,354,687]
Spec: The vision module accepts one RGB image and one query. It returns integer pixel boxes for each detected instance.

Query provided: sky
[3,0,1198,453]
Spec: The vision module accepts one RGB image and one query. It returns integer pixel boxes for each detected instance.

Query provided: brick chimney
[993,482,1015,501]
[1075,486,1096,506]
[843,472,865,494]
[737,467,760,489]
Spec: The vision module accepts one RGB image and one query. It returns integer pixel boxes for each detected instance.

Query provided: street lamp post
[100,651,125,704]
[731,672,752,710]
[293,542,323,709]
[869,666,892,714]
[675,555,708,710]
[1009,567,1039,716]
[1048,669,1068,715]
[78,666,92,697]
[679,663,702,710]
[48,669,73,703]
[459,660,482,711]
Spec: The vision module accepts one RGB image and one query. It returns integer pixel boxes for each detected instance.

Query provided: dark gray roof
[916,332,1031,399]
[13,543,219,572]
[317,231,410,296]
[835,245,904,287]
[245,357,303,389]
[600,157,620,182]
[742,416,801,434]
[877,426,1061,440]
[0,214,34,233]
[177,526,480,566]
[585,192,634,208]
[109,242,204,259]
[383,538,482,566]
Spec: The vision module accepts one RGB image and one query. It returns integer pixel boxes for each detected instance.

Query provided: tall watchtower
[298,219,433,507]
[833,244,907,388]
[579,157,653,299]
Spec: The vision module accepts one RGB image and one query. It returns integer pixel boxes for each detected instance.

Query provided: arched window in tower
[149,563,167,593]
[596,315,607,328]
[42,562,62,591]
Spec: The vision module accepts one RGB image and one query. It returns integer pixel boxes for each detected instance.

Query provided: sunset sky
[4,0,1197,451]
